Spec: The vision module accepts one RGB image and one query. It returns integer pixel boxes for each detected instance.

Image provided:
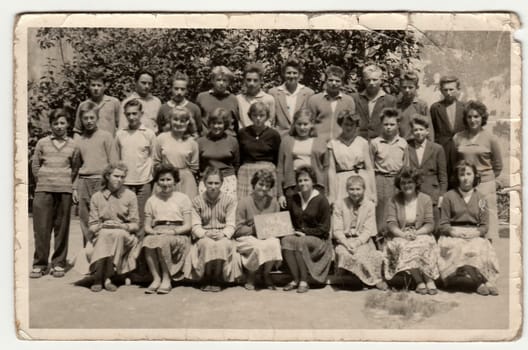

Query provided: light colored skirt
[199,174,237,198]
[334,169,376,204]
[383,235,440,280]
[477,179,499,242]
[142,229,191,280]
[184,236,242,282]
[89,228,140,275]
[237,162,276,200]
[335,238,383,286]
[236,236,282,272]
[281,235,333,283]
[438,235,500,284]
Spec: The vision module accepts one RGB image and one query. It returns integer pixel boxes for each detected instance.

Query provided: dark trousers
[78,177,101,246]
[32,192,72,269]
[126,182,152,238]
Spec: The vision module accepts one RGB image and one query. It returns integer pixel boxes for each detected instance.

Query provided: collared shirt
[191,192,236,239]
[120,92,162,133]
[115,124,157,185]
[446,102,457,130]
[415,139,427,165]
[74,95,121,136]
[236,90,276,128]
[88,187,139,232]
[366,90,386,118]
[370,135,408,175]
[278,83,304,119]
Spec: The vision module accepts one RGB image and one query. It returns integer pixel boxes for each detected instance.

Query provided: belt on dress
[375,172,396,177]
[337,162,366,174]
[154,220,183,226]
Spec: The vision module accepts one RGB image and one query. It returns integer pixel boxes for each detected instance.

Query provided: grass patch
[364,291,458,327]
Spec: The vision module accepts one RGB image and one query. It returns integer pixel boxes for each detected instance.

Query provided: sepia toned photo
[13,13,522,341]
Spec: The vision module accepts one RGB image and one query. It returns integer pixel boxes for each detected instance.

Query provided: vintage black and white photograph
[13,13,522,341]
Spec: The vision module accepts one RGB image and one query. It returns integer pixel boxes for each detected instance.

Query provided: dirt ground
[28,218,510,330]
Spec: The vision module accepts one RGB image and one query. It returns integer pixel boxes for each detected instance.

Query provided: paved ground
[28,218,510,330]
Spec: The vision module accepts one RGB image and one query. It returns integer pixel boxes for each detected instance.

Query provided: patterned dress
[383,192,440,280]
[142,192,192,280]
[333,198,383,286]
[437,188,500,284]
[234,195,282,272]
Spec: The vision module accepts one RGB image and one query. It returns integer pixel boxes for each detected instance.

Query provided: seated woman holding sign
[437,160,500,296]
[142,165,192,294]
[234,169,283,291]
[332,175,387,290]
[281,165,333,293]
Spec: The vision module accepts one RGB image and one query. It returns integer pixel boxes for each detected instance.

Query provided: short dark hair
[463,100,489,128]
[172,71,189,84]
[325,65,345,80]
[135,68,155,82]
[379,107,401,123]
[281,57,303,75]
[295,165,317,184]
[289,109,317,137]
[439,75,460,89]
[87,68,107,83]
[202,166,224,184]
[153,164,180,184]
[336,109,360,127]
[78,101,99,133]
[244,63,264,78]
[248,101,270,120]
[401,70,419,87]
[48,108,71,125]
[410,114,429,129]
[453,160,481,188]
[251,169,275,189]
[123,98,143,112]
[394,167,422,193]
[207,107,230,130]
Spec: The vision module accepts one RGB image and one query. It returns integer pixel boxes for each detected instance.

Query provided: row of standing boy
[30,59,502,295]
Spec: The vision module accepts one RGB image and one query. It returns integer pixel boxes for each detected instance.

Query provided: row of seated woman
[80,160,499,296]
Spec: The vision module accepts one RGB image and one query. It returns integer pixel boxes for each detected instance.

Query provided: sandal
[51,266,65,278]
[210,284,222,293]
[426,280,438,295]
[415,283,428,295]
[283,281,298,291]
[104,280,117,292]
[30,267,44,279]
[375,281,388,291]
[486,284,499,296]
[90,284,103,292]
[296,283,309,293]
[244,282,256,291]
[156,287,171,295]
[476,284,490,296]
[144,287,157,294]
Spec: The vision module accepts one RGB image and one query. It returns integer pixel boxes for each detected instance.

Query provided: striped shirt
[191,192,236,239]
[31,135,79,193]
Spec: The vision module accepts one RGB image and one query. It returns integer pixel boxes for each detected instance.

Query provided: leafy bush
[27,28,422,207]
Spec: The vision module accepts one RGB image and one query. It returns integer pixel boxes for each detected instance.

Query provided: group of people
[30,58,503,297]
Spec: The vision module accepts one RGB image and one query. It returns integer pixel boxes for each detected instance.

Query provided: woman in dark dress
[281,165,333,293]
